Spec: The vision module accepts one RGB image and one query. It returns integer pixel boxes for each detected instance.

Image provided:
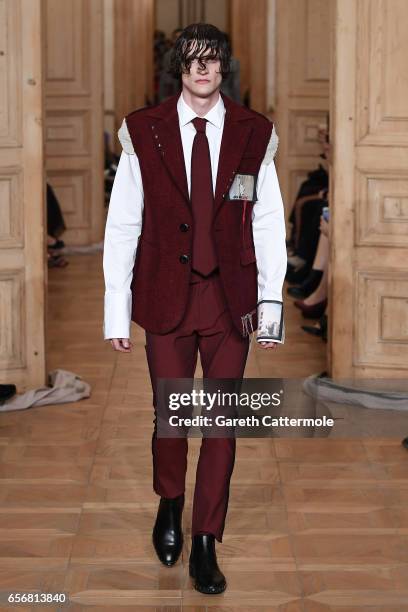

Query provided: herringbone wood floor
[0,253,407,611]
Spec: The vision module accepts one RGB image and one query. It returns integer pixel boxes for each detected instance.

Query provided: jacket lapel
[148,97,190,206]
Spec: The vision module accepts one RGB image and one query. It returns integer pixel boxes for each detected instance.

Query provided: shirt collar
[177,92,225,129]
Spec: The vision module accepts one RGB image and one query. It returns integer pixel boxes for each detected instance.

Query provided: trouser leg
[190,274,249,542]
[145,287,199,498]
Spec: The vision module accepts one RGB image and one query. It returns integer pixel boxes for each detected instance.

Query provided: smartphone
[322,206,330,222]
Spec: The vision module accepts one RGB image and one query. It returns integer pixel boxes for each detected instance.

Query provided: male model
[103,23,287,595]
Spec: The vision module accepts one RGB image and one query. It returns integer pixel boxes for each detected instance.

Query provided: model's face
[181,48,222,98]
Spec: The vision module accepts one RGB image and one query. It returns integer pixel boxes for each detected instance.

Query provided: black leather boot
[152,494,184,566]
[189,534,226,594]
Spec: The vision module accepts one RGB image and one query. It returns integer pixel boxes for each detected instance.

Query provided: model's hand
[258,342,279,350]
[109,338,133,352]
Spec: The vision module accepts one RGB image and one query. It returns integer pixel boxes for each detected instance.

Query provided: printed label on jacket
[228,173,257,202]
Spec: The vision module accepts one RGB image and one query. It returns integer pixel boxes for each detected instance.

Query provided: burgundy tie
[190,117,218,276]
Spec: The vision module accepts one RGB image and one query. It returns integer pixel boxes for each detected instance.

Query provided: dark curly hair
[169,23,231,80]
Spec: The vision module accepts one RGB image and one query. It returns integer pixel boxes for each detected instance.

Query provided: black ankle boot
[189,534,226,594]
[152,494,184,566]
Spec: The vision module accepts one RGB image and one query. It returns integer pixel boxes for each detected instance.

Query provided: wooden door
[44,0,104,245]
[230,0,268,113]
[330,0,408,379]
[0,0,46,390]
[113,0,154,156]
[274,0,330,218]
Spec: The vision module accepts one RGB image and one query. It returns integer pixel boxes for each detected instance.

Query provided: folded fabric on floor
[303,374,408,411]
[0,369,91,412]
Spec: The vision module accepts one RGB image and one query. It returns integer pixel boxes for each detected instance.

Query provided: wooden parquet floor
[1,253,407,611]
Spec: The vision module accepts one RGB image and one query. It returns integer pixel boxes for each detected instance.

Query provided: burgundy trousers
[145,269,249,542]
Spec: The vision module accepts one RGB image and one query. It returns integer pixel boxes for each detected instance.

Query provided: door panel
[330,0,408,378]
[44,0,104,245]
[275,0,330,218]
[0,0,46,389]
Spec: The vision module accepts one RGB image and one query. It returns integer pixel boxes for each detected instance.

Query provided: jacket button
[179,223,189,232]
[179,254,189,264]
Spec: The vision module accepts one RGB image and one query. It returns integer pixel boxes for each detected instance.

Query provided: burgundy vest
[125,92,273,336]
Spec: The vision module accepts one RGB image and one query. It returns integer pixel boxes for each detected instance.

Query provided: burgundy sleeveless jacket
[125,92,273,336]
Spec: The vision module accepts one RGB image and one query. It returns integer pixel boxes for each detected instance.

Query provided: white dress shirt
[103,92,287,341]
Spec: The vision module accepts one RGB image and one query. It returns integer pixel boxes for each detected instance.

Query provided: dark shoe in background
[301,323,323,337]
[152,493,184,566]
[48,239,65,251]
[0,384,17,405]
[48,254,69,268]
[189,533,226,595]
[288,285,309,298]
[302,314,328,342]
[286,264,311,284]
[287,269,323,298]
[294,298,327,319]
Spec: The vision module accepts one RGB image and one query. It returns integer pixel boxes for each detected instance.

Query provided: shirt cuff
[103,291,132,340]
[257,300,285,344]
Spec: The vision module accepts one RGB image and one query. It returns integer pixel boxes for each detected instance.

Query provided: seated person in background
[104,132,120,207]
[288,188,328,284]
[47,182,68,268]
[287,168,328,255]
[286,127,331,283]
[293,211,330,341]
[293,212,329,319]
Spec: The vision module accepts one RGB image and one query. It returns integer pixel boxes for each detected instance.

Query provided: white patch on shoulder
[262,124,279,165]
[117,118,135,155]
